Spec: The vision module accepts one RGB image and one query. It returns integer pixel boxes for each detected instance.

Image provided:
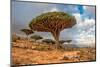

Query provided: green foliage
[59,40,72,44]
[66,40,72,43]
[42,39,55,44]
[29,12,76,29]
[32,12,71,23]
[31,35,43,40]
[59,40,66,44]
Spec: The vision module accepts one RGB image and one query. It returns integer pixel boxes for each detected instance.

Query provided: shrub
[59,40,66,44]
[31,35,43,41]
[59,40,72,44]
[42,39,55,44]
[12,33,20,42]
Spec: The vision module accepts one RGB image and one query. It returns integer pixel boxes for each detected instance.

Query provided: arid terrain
[11,1,96,66]
[12,39,96,66]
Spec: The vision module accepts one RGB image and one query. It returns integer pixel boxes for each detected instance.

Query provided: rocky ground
[11,40,96,66]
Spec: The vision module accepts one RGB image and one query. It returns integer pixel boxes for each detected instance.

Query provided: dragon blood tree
[29,12,76,49]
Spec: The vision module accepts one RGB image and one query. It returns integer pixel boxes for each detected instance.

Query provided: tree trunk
[27,35,29,41]
[51,31,60,50]
[26,35,29,46]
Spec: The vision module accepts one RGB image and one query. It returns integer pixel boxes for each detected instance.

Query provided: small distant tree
[31,35,43,41]
[66,40,72,43]
[20,29,34,40]
[59,40,72,44]
[59,40,66,44]
[42,39,55,44]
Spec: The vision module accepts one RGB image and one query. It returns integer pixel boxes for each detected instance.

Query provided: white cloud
[83,6,87,10]
[83,18,95,27]
[73,13,95,27]
[73,13,82,24]
[72,13,95,46]
[50,7,59,12]
[43,7,59,13]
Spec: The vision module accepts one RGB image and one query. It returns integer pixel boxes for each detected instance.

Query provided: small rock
[62,56,69,60]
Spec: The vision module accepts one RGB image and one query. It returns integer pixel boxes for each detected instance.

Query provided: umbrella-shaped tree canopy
[29,12,76,49]
[29,12,76,32]
[21,29,34,35]
[21,29,34,40]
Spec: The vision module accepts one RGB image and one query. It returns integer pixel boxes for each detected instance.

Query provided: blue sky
[11,1,96,46]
